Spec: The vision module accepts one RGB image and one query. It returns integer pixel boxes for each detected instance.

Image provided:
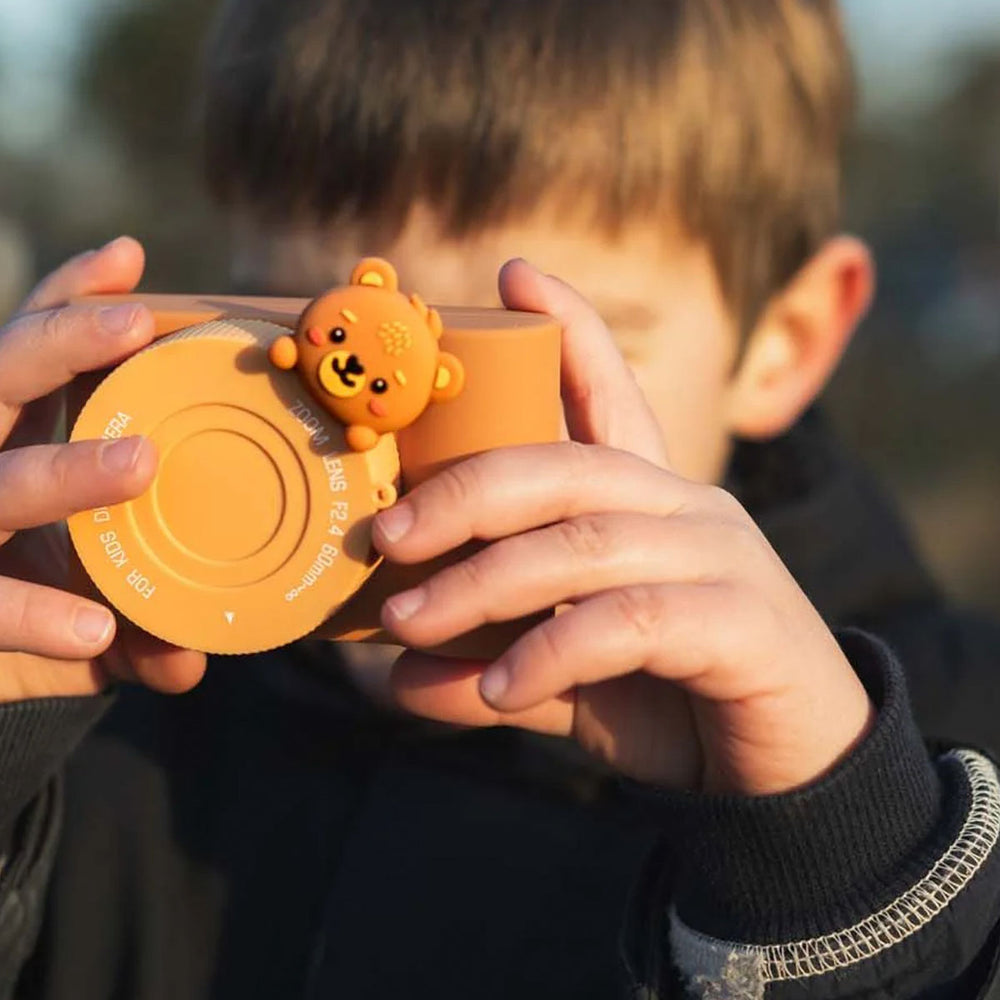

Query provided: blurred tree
[846,49,1000,265]
[829,46,1000,613]
[77,0,218,171]
[929,51,1000,240]
[67,0,230,289]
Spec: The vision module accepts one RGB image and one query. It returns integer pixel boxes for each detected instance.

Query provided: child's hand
[376,260,874,795]
[0,238,207,701]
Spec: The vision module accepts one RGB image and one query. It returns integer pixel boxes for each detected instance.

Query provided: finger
[0,302,155,423]
[382,511,729,649]
[390,651,574,735]
[373,441,699,563]
[18,236,145,315]
[102,623,208,695]
[0,578,117,659]
[477,582,776,712]
[499,259,670,468]
[0,651,108,702]
[0,437,157,539]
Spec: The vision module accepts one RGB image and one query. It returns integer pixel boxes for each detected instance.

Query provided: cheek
[638,375,730,484]
[628,337,737,484]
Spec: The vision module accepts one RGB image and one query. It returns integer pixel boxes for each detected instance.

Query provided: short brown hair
[203,0,855,332]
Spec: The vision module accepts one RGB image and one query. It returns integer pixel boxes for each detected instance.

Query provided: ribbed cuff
[0,693,114,855]
[626,630,950,944]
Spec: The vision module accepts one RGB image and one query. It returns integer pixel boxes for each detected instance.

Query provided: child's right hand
[0,237,207,702]
[377,261,875,796]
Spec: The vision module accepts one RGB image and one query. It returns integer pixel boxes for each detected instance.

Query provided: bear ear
[349,257,399,292]
[427,305,444,340]
[430,351,465,403]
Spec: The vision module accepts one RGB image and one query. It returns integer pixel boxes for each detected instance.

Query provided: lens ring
[67,320,400,654]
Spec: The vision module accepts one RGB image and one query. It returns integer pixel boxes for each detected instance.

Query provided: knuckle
[721,517,764,562]
[47,444,76,497]
[564,439,596,473]
[556,515,610,563]
[709,582,772,659]
[704,484,746,518]
[436,457,487,513]
[40,304,99,350]
[691,489,765,572]
[20,251,97,316]
[611,585,663,643]
[452,550,491,593]
[556,441,600,507]
[567,440,623,480]
[524,619,566,673]
[0,446,31,503]
[707,592,748,661]
[39,306,68,345]
[19,271,68,317]
[17,284,50,317]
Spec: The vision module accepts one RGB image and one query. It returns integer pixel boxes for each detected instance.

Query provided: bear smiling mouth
[332,354,365,388]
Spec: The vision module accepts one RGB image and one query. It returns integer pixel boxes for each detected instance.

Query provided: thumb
[498,259,670,468]
[18,236,146,316]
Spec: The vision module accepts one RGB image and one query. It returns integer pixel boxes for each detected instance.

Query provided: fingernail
[385,587,425,622]
[480,662,510,704]
[376,503,414,543]
[100,436,145,473]
[100,235,129,252]
[99,304,139,336]
[73,606,113,644]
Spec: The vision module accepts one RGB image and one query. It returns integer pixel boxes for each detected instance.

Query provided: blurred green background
[0,1,998,612]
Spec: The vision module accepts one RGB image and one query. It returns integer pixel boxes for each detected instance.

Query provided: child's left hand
[375,260,874,795]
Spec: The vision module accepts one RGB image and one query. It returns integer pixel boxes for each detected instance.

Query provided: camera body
[68,260,561,656]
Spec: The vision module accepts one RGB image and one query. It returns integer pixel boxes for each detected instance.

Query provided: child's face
[238,206,744,483]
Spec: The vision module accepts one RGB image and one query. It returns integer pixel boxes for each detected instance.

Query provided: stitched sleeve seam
[670,749,1000,994]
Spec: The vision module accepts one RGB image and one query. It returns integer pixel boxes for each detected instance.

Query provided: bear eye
[331,327,347,343]
[371,378,389,395]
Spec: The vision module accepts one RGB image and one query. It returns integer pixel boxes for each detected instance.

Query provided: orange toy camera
[68,259,561,656]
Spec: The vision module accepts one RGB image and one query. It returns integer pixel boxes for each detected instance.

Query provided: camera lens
[67,319,400,655]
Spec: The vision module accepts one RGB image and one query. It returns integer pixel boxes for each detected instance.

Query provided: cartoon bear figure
[268,258,465,452]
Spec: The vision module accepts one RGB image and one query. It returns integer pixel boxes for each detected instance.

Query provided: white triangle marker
[224,612,236,625]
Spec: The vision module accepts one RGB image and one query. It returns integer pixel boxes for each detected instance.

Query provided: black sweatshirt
[5,412,1000,1000]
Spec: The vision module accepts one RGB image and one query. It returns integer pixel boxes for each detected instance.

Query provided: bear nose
[335,354,365,386]
[318,350,368,399]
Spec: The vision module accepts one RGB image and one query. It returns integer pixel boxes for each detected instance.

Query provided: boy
[1,1,1000,997]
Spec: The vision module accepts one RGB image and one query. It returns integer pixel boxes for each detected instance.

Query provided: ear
[350,257,399,292]
[430,352,465,403]
[726,236,875,440]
